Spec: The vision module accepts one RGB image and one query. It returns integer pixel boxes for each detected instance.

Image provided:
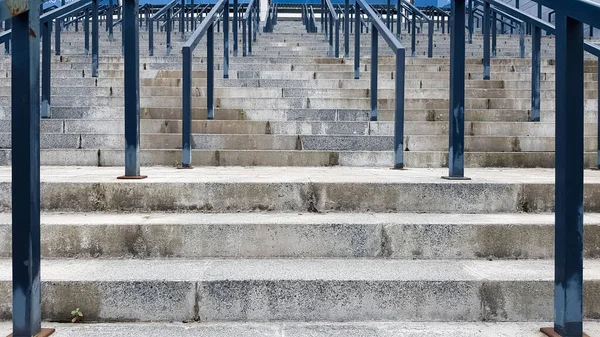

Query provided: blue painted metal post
[233,0,238,56]
[386,0,390,28]
[42,20,51,119]
[427,18,433,58]
[166,8,172,55]
[354,4,359,79]
[224,0,229,78]
[491,11,496,58]
[55,17,61,55]
[182,45,192,167]
[344,0,348,57]
[85,7,89,54]
[92,0,99,77]
[446,0,466,179]
[148,17,154,55]
[531,25,541,122]
[553,13,584,337]
[598,57,600,170]
[248,7,252,55]
[394,47,405,169]
[180,0,185,39]
[335,15,339,57]
[411,10,415,56]
[4,20,10,55]
[207,24,214,119]
[108,0,114,40]
[329,11,333,56]
[483,0,490,79]
[397,0,400,37]
[120,0,145,179]
[321,0,324,33]
[11,2,44,336]
[537,3,542,18]
[519,21,525,58]
[468,0,473,43]
[370,26,377,121]
[191,0,195,30]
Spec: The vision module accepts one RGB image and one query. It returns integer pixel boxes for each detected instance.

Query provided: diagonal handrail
[354,0,405,169]
[181,0,230,168]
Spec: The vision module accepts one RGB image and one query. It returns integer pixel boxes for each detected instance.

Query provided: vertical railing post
[233,0,238,56]
[85,7,89,55]
[224,0,229,78]
[182,46,192,167]
[243,16,247,55]
[370,26,377,121]
[248,6,253,55]
[411,10,415,57]
[519,21,525,58]
[354,4,359,79]
[207,24,215,119]
[483,0,490,80]
[468,0,473,43]
[166,8,172,55]
[344,0,349,57]
[329,9,333,56]
[11,2,46,336]
[108,0,114,40]
[427,18,433,58]
[335,17,339,58]
[394,47,405,169]
[180,0,185,39]
[445,0,467,179]
[491,11,496,58]
[55,16,61,55]
[321,0,324,33]
[42,20,51,119]
[531,25,541,122]
[551,12,584,337]
[92,0,99,77]
[5,19,11,54]
[386,0,390,28]
[598,57,600,170]
[119,0,145,179]
[149,17,154,55]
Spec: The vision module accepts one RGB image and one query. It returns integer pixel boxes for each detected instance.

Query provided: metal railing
[354,0,405,169]
[148,0,178,55]
[402,0,432,57]
[264,3,276,32]
[323,0,339,57]
[426,5,449,34]
[242,0,258,55]
[302,5,317,33]
[181,0,230,168]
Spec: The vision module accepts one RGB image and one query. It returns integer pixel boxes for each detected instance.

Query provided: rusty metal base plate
[441,176,472,181]
[540,327,590,337]
[117,175,148,180]
[7,327,56,337]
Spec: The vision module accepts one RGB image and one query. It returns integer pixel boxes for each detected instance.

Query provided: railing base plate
[117,175,148,180]
[177,165,194,170]
[540,327,590,337]
[8,328,56,337]
[441,176,471,181]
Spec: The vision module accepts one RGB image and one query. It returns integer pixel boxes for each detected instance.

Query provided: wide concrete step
[0,258,598,322]
[0,212,599,259]
[2,322,600,337]
[0,167,598,212]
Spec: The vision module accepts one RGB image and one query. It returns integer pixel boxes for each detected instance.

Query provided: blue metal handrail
[242,0,258,55]
[263,3,276,32]
[402,0,432,57]
[324,0,339,57]
[427,5,448,34]
[148,0,178,55]
[181,0,230,167]
[354,0,405,169]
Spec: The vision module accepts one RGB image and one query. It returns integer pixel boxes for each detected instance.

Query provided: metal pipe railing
[181,0,230,167]
[242,0,259,56]
[354,0,405,169]
[148,0,178,56]
[324,0,339,57]
[402,0,433,57]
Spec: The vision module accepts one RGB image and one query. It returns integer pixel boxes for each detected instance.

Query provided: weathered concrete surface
[0,167,599,212]
[0,259,597,322]
[1,322,600,337]
[0,212,600,259]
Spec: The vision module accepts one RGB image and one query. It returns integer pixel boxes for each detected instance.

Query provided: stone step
[0,258,598,321]
[0,167,598,212]
[0,212,599,259]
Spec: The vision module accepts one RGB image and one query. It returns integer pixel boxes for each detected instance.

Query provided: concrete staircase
[0,18,599,336]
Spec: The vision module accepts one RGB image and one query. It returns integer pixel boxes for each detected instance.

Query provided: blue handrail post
[370,26,377,121]
[386,0,390,28]
[182,45,192,168]
[10,0,48,335]
[598,58,600,169]
[553,13,584,337]
[233,0,238,56]
[411,9,415,56]
[445,0,467,180]
[42,20,51,119]
[55,18,61,55]
[468,0,473,43]
[321,0,324,33]
[92,0,98,77]
[119,0,145,179]
[519,20,525,58]
[531,25,541,122]
[396,0,401,36]
[354,4,359,79]
[427,15,433,57]
[207,24,214,119]
[108,0,113,40]
[482,0,490,79]
[344,0,348,57]
[4,20,10,55]
[394,47,405,169]
[224,0,229,78]
[166,8,172,55]
[84,7,90,54]
[491,10,496,58]
[180,0,185,39]
[248,7,252,54]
